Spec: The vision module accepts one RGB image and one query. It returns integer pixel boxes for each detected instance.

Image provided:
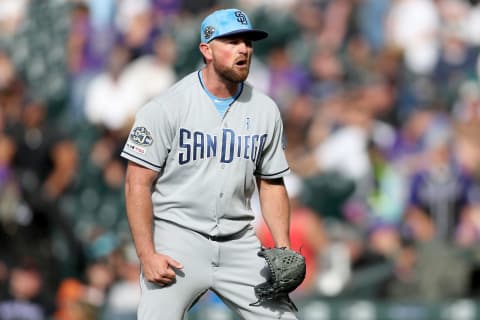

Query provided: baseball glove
[250,247,306,312]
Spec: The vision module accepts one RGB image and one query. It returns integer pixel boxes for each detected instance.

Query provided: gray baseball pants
[137,219,298,320]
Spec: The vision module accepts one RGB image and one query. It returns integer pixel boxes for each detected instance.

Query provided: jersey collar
[197,70,244,106]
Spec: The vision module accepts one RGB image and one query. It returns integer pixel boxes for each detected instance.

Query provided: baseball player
[121,8,298,320]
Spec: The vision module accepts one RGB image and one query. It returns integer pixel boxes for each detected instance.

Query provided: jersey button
[219,193,224,198]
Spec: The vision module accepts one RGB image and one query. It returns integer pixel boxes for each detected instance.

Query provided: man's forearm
[125,182,156,260]
[258,178,291,248]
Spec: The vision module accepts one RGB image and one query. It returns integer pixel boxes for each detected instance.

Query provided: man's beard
[213,59,250,83]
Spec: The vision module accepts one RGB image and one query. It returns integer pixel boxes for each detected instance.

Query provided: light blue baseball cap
[200,8,268,43]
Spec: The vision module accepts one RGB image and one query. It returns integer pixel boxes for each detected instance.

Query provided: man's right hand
[141,252,183,286]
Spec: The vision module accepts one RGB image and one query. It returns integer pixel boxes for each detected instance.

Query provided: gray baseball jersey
[121,71,290,236]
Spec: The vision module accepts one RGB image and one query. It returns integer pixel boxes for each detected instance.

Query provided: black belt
[200,227,249,242]
[153,217,250,242]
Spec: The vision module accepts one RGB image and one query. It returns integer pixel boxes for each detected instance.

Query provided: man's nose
[237,40,251,53]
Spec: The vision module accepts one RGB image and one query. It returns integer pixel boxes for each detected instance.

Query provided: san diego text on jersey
[178,127,268,165]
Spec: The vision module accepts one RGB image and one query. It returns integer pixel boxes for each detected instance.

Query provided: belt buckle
[208,234,219,241]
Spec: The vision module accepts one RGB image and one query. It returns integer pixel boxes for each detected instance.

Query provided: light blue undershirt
[199,71,243,118]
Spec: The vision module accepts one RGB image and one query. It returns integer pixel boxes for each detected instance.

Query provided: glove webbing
[249,247,302,312]
[250,295,298,312]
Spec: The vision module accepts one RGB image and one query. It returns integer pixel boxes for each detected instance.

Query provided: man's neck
[201,67,240,98]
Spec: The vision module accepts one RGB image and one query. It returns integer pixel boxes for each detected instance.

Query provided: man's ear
[199,43,212,62]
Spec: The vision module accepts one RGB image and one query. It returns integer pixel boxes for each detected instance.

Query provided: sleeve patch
[130,126,153,146]
[125,142,146,155]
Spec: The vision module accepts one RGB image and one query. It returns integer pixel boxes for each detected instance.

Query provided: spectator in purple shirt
[406,115,476,241]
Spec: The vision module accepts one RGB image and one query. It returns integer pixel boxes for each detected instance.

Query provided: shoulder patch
[130,126,153,146]
[125,142,146,155]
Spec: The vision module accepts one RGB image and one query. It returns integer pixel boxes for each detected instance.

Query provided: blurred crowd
[1,0,480,319]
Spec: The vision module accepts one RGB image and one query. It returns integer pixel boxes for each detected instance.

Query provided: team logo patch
[130,126,153,146]
[204,26,215,40]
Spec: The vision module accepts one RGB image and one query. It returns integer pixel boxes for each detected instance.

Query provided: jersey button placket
[214,119,228,233]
